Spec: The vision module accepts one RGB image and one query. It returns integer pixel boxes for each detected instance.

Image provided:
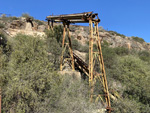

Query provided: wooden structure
[46,12,111,112]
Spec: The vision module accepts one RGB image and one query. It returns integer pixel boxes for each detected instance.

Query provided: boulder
[59,70,81,81]
[38,25,46,32]
[10,20,25,29]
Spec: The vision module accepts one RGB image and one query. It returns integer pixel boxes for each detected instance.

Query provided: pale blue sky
[1,0,150,42]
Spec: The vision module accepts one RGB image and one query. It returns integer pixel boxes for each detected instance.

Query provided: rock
[62,62,72,71]
[25,22,33,31]
[38,25,46,32]
[59,70,81,81]
[32,21,38,30]
[10,20,25,29]
[99,32,109,37]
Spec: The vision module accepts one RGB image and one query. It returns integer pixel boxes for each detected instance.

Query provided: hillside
[0,14,150,51]
[0,15,150,113]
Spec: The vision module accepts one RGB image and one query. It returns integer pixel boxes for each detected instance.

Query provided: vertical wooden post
[89,19,94,102]
[67,23,75,70]
[60,22,66,71]
[48,20,50,30]
[96,23,111,112]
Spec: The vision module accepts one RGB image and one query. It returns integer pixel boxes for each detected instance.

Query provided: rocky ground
[0,16,150,51]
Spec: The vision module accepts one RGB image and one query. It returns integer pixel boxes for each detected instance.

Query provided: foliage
[102,40,109,46]
[94,45,150,112]
[132,36,145,43]
[45,25,63,69]
[0,16,19,23]
[112,98,141,113]
[34,19,44,25]
[0,33,7,47]
[0,22,5,28]
[22,13,34,20]
[72,38,88,53]
[108,30,126,38]
[109,55,150,112]
[114,47,129,56]
[138,50,150,63]
[0,34,62,113]
[102,46,117,69]
[56,75,100,113]
[0,32,11,54]
[0,21,150,112]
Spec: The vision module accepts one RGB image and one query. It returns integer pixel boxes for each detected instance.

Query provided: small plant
[22,13,34,20]
[34,19,44,25]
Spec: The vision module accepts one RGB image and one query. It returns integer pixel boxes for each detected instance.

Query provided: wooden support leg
[67,23,75,70]
[48,20,50,30]
[89,19,94,102]
[60,22,66,71]
[96,23,111,111]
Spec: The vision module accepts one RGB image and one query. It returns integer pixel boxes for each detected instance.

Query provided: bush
[132,36,145,43]
[102,46,117,69]
[115,56,150,109]
[138,50,150,62]
[108,31,125,38]
[102,40,109,47]
[71,38,89,53]
[114,47,129,56]
[45,26,63,69]
[0,34,62,113]
[22,13,34,20]
[0,22,5,28]
[56,75,101,113]
[34,19,44,25]
[0,16,19,23]
[112,98,141,113]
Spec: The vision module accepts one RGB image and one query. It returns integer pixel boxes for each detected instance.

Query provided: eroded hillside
[0,15,150,113]
[0,15,150,51]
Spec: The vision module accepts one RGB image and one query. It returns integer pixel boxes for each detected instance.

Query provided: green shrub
[112,98,141,113]
[0,34,62,112]
[108,31,125,38]
[116,56,150,106]
[72,38,80,50]
[22,13,34,20]
[138,50,150,62]
[0,16,19,22]
[114,47,129,56]
[102,46,117,69]
[56,75,101,113]
[34,19,44,25]
[132,36,145,43]
[72,38,89,53]
[0,22,5,28]
[102,40,109,47]
[45,26,63,69]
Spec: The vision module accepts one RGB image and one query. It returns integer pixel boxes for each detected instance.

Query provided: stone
[59,70,81,81]
[25,22,33,31]
[10,20,25,29]
[38,25,46,32]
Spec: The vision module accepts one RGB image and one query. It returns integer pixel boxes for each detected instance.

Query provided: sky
[1,0,150,42]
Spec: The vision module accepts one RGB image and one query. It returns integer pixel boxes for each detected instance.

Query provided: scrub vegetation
[0,25,150,113]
